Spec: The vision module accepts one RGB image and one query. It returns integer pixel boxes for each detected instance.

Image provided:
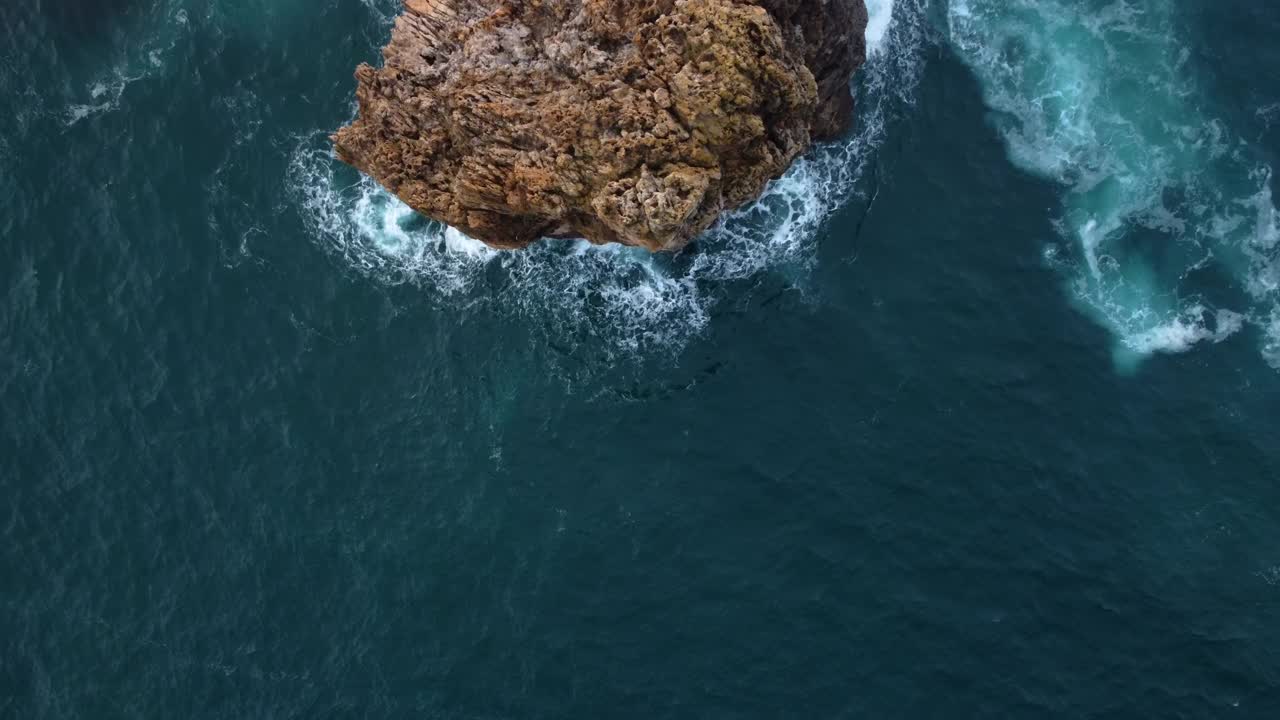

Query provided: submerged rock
[333,0,868,252]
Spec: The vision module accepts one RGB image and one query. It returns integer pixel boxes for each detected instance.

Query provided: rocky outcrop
[333,0,868,251]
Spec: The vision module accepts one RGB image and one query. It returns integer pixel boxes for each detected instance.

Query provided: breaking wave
[290,0,929,359]
[947,0,1280,369]
[865,0,897,54]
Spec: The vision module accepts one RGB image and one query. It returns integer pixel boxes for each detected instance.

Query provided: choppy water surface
[949,0,1280,368]
[3,1,1280,717]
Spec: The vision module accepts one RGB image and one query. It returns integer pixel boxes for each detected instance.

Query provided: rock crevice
[334,0,868,251]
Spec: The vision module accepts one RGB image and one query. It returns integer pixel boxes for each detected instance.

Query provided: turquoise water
[948,0,1280,369]
[3,1,1280,716]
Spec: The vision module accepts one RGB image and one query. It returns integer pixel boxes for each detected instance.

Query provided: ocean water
[3,0,1280,717]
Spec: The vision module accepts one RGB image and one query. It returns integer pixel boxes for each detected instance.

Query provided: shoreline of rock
[334,0,868,252]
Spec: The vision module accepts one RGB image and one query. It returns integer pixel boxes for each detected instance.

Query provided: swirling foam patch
[948,0,1280,369]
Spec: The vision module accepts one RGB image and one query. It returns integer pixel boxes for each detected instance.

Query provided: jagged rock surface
[333,0,868,251]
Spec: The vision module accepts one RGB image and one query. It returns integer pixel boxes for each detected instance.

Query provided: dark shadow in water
[37,0,139,28]
[817,37,1109,349]
[1,0,144,74]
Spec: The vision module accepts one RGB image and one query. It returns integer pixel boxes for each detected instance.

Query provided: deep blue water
[4,1,1280,717]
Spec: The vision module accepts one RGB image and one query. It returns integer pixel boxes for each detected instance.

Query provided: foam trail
[289,0,928,364]
[947,0,1280,368]
[64,5,190,125]
[1124,307,1246,356]
[1264,309,1280,369]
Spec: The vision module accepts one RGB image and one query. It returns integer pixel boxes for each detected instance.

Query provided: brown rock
[333,0,869,252]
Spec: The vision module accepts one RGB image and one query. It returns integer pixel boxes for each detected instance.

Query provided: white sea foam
[289,0,928,360]
[360,0,403,26]
[1241,173,1280,299]
[205,87,270,267]
[64,6,190,125]
[66,73,140,125]
[1263,308,1280,369]
[1260,103,1280,129]
[947,0,1280,368]
[1123,306,1245,356]
[865,0,896,55]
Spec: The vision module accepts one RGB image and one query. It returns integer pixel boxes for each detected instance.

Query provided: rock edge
[334,0,868,251]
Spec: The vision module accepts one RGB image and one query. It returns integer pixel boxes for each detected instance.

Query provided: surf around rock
[333,0,868,251]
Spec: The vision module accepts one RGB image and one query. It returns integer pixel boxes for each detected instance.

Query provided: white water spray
[291,0,928,359]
